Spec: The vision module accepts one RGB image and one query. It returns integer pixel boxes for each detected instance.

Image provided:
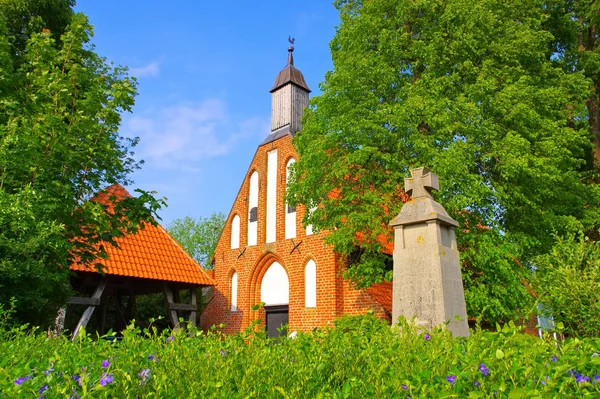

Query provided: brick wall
[201,134,388,334]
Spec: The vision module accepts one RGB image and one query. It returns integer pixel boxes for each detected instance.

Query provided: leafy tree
[288,0,600,322]
[0,0,75,68]
[544,0,600,164]
[0,4,163,327]
[533,234,600,338]
[167,213,226,268]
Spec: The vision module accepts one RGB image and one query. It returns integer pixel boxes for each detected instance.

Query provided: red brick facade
[201,134,391,334]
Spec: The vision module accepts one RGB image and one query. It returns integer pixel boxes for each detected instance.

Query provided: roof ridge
[157,223,216,283]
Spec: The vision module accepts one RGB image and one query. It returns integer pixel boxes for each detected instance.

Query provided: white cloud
[124,99,269,171]
[130,61,160,78]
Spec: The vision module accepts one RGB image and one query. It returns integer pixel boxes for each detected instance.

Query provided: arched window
[266,149,278,243]
[285,158,296,239]
[231,272,238,311]
[305,260,317,308]
[306,207,316,236]
[231,215,240,249]
[248,171,258,246]
[260,262,289,305]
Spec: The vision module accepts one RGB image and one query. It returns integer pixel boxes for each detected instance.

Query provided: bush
[533,234,600,338]
[0,315,599,398]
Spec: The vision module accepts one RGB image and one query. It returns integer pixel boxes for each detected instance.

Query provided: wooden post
[163,284,180,329]
[99,296,109,335]
[114,293,127,332]
[71,279,107,341]
[189,287,197,327]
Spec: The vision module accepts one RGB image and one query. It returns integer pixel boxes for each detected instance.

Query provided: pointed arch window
[231,215,240,249]
[285,158,296,239]
[248,171,258,246]
[231,272,238,311]
[260,262,289,305]
[305,260,317,308]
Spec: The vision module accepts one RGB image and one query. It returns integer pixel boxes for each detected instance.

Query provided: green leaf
[496,349,505,359]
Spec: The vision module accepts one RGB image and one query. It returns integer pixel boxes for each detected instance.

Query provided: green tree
[167,212,226,268]
[544,0,600,165]
[0,4,163,327]
[533,234,600,337]
[0,0,75,68]
[288,0,600,322]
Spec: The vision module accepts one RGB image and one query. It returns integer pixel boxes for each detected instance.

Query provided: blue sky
[75,1,340,225]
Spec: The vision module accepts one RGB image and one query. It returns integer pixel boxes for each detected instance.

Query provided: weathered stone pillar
[390,167,469,336]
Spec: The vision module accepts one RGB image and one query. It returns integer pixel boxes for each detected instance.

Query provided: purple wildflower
[576,375,590,383]
[138,369,151,384]
[424,334,431,341]
[14,376,31,385]
[479,363,490,376]
[101,359,110,368]
[166,335,174,343]
[551,356,558,362]
[541,376,550,386]
[99,373,114,386]
[446,375,457,385]
[220,349,226,356]
[401,384,408,390]
[474,381,481,387]
[39,385,48,394]
[592,353,600,357]
[147,353,158,362]
[43,368,54,375]
[71,375,82,387]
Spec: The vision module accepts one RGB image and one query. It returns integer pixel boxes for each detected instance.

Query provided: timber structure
[68,184,215,340]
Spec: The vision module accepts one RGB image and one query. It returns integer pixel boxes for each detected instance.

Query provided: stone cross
[390,167,469,337]
[405,167,439,199]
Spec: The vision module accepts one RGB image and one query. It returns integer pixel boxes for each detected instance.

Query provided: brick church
[201,44,392,336]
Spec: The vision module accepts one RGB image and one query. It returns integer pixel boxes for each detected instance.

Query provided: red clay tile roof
[367,281,392,315]
[70,184,215,286]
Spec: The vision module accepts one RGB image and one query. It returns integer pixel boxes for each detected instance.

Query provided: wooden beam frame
[68,297,101,306]
[71,279,107,340]
[163,283,199,329]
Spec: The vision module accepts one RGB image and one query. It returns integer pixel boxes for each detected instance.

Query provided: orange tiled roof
[70,185,215,286]
[367,281,392,315]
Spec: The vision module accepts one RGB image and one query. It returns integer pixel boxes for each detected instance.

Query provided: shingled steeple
[269,38,310,135]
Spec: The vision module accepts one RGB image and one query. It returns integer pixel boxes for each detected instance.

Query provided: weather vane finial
[287,36,295,66]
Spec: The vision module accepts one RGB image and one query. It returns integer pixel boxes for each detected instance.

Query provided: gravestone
[390,167,469,336]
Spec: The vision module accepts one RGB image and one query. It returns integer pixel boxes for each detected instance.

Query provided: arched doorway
[260,262,289,337]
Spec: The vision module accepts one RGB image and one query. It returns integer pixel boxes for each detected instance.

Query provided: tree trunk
[588,80,600,164]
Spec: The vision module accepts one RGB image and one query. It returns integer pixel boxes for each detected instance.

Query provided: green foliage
[167,212,226,268]
[0,4,164,327]
[287,0,600,323]
[0,315,599,397]
[533,234,600,338]
[0,0,75,68]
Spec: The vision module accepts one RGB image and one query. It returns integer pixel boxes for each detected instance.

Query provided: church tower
[268,39,311,137]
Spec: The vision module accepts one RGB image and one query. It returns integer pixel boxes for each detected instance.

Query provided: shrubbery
[533,234,600,338]
[0,314,599,398]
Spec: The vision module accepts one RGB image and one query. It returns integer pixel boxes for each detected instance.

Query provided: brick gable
[201,134,390,333]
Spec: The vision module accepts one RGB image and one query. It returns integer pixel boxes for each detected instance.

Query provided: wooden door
[265,305,288,338]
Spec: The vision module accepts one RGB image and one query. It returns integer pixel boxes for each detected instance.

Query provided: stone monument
[390,167,469,336]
